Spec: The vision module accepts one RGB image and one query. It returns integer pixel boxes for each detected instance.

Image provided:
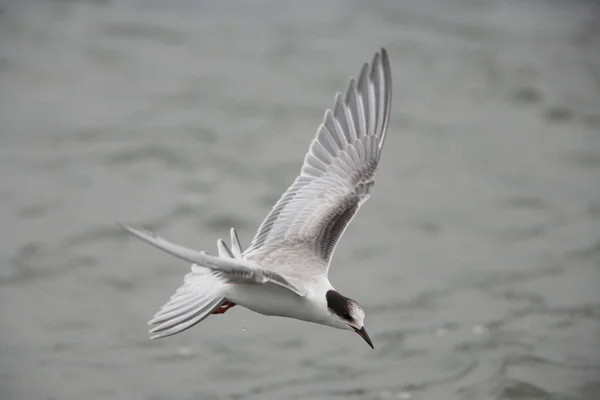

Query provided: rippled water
[1,0,599,399]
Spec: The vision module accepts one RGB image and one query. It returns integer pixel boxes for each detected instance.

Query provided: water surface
[1,0,599,399]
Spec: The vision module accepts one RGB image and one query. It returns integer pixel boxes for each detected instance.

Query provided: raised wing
[118,223,305,296]
[244,48,392,273]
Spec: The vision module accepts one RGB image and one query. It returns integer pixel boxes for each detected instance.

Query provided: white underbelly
[225,283,323,323]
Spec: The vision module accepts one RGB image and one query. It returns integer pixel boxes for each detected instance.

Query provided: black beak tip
[354,326,374,349]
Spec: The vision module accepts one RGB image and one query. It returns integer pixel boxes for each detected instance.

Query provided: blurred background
[1,0,599,399]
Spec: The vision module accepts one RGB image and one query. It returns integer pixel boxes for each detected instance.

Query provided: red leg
[212,301,236,314]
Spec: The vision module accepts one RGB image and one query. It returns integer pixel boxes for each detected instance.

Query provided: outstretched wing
[119,224,306,296]
[244,48,392,273]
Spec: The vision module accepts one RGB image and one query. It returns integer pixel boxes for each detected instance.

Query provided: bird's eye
[342,312,352,320]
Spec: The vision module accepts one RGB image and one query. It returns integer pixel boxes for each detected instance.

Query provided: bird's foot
[213,301,236,314]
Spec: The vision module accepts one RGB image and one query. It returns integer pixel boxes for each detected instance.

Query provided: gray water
[1,0,599,399]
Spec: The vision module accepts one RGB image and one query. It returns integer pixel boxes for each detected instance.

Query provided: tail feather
[230,228,243,258]
[217,239,234,258]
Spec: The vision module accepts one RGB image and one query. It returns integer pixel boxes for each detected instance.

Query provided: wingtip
[380,47,391,75]
[117,222,137,236]
[117,222,158,240]
[117,222,141,234]
[371,50,380,70]
[148,329,165,339]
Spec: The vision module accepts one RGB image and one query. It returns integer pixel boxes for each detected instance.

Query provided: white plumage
[120,48,392,347]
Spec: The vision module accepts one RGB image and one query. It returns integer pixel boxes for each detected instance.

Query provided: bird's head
[325,290,373,349]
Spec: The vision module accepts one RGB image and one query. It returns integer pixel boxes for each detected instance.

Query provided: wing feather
[244,48,392,274]
[118,223,306,296]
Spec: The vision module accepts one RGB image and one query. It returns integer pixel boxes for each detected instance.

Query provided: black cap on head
[326,290,354,322]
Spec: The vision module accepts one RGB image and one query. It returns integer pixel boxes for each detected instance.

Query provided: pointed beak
[353,326,374,349]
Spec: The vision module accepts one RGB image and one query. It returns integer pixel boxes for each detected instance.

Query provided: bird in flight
[119,48,392,349]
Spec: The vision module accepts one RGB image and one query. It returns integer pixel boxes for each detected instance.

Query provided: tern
[119,48,392,349]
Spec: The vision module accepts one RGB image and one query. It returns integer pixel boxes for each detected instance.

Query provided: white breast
[224,282,329,325]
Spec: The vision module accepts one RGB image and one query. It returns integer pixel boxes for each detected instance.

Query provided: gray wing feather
[244,48,392,272]
[118,223,305,296]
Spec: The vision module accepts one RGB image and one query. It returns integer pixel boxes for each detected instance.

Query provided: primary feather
[148,266,226,339]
